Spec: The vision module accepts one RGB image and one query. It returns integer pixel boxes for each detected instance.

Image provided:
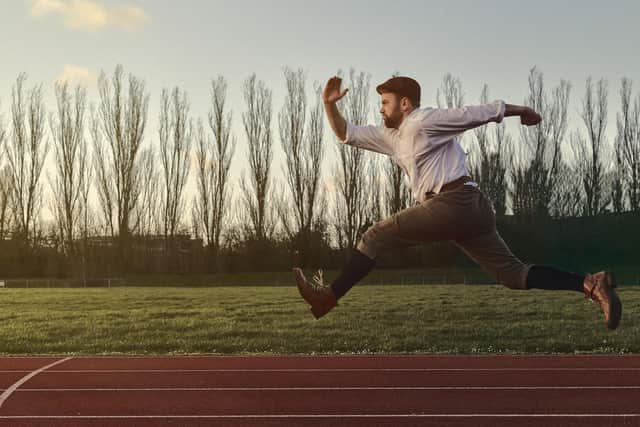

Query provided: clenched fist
[521,107,542,126]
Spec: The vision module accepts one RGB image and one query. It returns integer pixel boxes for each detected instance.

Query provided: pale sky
[1,0,640,219]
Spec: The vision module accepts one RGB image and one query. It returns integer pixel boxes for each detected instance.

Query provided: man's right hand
[505,104,542,126]
[323,76,349,104]
[521,107,542,126]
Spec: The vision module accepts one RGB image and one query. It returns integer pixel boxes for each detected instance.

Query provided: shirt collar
[398,107,420,131]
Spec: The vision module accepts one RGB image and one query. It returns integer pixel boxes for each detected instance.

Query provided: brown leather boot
[292,268,337,319]
[583,271,622,330]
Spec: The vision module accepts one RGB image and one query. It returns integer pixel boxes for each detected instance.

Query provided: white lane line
[0,414,639,419]
[1,367,639,373]
[6,386,640,392]
[0,357,72,409]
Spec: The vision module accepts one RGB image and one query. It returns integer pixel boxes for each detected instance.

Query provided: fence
[1,269,638,288]
[0,278,125,288]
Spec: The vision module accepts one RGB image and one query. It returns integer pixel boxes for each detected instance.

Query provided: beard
[383,114,401,129]
[382,104,403,128]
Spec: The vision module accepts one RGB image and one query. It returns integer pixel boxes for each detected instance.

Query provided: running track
[0,355,638,426]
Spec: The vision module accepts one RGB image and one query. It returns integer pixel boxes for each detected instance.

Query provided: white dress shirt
[342,100,506,203]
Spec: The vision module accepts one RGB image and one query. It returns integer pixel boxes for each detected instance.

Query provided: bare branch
[436,73,465,108]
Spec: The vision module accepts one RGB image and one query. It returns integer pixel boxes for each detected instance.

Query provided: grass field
[0,284,637,355]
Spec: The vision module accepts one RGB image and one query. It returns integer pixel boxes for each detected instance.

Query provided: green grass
[0,285,637,355]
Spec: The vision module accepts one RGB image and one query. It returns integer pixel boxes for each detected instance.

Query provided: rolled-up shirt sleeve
[422,100,506,140]
[342,122,394,156]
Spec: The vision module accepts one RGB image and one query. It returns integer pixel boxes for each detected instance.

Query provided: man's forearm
[324,102,347,141]
[504,104,529,117]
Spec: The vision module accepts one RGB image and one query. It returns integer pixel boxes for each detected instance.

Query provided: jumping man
[293,75,622,330]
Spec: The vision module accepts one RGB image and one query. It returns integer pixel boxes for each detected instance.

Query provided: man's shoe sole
[310,305,329,320]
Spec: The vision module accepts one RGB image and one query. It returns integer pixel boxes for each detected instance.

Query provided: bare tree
[0,108,8,240]
[278,68,325,266]
[333,69,371,252]
[240,74,274,241]
[94,65,150,271]
[306,85,326,220]
[611,139,626,213]
[193,122,210,244]
[49,81,87,256]
[91,105,114,236]
[208,77,235,254]
[193,76,236,266]
[78,138,93,284]
[0,167,10,240]
[617,78,640,211]
[510,67,571,219]
[469,84,511,216]
[159,87,192,241]
[437,73,465,108]
[571,77,610,216]
[0,103,5,153]
[549,161,583,218]
[5,74,49,244]
[277,67,305,238]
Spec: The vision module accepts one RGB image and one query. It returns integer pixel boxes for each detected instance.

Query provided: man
[293,75,622,330]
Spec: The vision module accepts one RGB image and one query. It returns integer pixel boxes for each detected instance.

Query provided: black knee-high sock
[331,249,376,299]
[525,265,585,292]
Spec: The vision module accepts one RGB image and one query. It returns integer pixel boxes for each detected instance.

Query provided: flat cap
[376,76,421,107]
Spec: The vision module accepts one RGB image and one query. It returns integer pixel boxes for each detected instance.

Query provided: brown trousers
[357,185,530,289]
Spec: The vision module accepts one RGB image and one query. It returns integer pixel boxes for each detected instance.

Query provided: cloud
[27,0,149,33]
[29,0,67,16]
[56,64,95,85]
[110,5,149,32]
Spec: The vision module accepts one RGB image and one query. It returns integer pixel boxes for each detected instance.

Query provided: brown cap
[376,76,421,107]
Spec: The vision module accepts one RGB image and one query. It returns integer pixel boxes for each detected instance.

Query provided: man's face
[380,92,403,128]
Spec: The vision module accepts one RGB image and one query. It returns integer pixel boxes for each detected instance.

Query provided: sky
[1,0,640,217]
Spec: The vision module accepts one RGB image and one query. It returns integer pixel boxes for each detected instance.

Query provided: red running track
[0,355,638,426]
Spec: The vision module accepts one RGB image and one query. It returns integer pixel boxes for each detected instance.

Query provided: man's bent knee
[357,238,378,259]
[357,213,418,260]
[357,223,386,259]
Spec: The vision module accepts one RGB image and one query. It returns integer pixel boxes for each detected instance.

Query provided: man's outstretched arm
[422,101,542,140]
[323,76,349,141]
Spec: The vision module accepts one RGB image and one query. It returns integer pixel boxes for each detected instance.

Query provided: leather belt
[425,176,473,198]
[440,175,472,192]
